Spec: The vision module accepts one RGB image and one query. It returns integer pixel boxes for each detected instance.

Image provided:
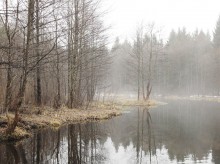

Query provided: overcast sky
[102,0,220,43]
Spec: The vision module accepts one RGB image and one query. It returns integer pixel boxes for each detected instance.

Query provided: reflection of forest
[155,101,220,163]
[0,100,220,163]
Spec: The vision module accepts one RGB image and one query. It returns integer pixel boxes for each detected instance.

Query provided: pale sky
[102,0,220,43]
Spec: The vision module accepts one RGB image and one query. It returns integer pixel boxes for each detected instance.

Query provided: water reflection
[136,107,157,164]
[1,100,220,163]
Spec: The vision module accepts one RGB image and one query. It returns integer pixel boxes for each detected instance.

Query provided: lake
[1,100,220,164]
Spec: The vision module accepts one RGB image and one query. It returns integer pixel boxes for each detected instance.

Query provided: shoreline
[0,100,157,142]
[163,95,220,102]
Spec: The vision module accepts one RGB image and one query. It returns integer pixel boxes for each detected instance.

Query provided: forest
[0,0,112,136]
[110,21,220,97]
[1,0,220,164]
[0,0,220,159]
[1,0,220,135]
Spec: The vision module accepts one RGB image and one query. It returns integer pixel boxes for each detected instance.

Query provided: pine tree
[213,16,220,48]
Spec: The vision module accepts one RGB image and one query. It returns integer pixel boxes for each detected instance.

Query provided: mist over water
[1,100,220,163]
[1,1,220,164]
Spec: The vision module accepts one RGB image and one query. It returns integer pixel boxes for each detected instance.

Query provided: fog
[1,0,220,107]
[1,0,220,163]
[108,25,220,98]
[103,0,220,42]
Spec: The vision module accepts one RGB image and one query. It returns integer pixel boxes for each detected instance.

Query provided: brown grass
[0,127,30,141]
[0,99,158,142]
[0,102,122,141]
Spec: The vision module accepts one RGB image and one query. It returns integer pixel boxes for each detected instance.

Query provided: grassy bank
[0,99,157,142]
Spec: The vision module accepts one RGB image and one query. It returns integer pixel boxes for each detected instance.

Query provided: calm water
[1,100,220,164]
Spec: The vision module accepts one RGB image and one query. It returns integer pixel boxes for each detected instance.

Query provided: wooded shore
[0,100,156,142]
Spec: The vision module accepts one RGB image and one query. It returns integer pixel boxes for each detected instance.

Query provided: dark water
[1,100,220,164]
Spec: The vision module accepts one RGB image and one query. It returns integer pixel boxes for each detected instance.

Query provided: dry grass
[0,102,122,141]
[0,113,14,121]
[114,99,158,107]
[21,99,157,127]
[0,99,159,142]
[49,120,61,127]
[0,127,30,141]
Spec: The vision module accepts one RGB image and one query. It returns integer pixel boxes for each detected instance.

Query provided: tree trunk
[4,0,13,113]
[6,0,35,134]
[35,0,42,106]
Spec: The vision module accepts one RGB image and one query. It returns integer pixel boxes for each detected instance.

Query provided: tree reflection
[68,124,80,164]
[136,107,157,164]
[0,142,28,164]
[1,101,220,163]
[67,123,106,163]
[36,132,41,164]
[6,144,20,164]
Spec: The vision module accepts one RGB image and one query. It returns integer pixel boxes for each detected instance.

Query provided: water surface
[1,100,220,164]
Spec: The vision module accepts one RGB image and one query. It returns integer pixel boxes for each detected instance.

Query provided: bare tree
[0,0,19,113]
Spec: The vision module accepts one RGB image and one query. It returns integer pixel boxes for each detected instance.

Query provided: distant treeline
[109,17,220,96]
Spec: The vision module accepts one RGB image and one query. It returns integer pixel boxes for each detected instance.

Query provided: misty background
[1,0,220,109]
[105,0,220,97]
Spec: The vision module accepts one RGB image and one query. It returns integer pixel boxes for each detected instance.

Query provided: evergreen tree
[213,16,220,48]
